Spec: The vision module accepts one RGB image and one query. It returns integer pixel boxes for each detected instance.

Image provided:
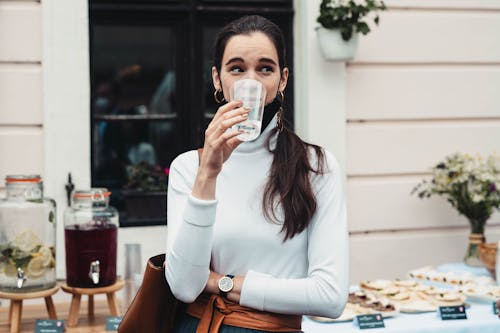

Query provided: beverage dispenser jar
[64,189,118,287]
[0,175,57,292]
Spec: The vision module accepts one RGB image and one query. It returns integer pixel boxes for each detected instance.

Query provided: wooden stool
[0,284,59,333]
[60,279,124,327]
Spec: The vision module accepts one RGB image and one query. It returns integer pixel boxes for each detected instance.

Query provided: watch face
[218,276,234,293]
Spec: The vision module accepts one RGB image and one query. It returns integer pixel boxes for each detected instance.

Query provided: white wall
[0,1,43,177]
[346,1,500,283]
[294,0,347,172]
[3,0,499,285]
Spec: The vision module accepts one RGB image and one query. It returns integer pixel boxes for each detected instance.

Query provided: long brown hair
[214,15,325,240]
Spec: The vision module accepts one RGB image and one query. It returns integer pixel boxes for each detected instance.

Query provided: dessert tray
[309,264,497,324]
[408,266,494,287]
[460,285,500,303]
[408,265,497,303]
[359,279,466,313]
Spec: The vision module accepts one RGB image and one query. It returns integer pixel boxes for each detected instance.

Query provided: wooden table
[60,280,124,327]
[0,285,59,333]
[0,298,117,333]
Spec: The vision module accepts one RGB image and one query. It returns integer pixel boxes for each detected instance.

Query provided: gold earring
[214,90,225,104]
[278,90,285,104]
[276,107,284,133]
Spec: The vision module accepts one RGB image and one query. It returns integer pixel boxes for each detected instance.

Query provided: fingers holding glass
[206,105,250,142]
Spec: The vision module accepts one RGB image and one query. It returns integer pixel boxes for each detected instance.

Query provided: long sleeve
[165,152,217,303]
[239,152,349,318]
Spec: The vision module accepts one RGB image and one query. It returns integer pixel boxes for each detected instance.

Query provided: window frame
[89,0,294,227]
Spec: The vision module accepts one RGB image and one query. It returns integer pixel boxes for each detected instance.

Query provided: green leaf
[341,26,353,41]
[13,256,32,270]
[317,0,386,36]
[357,22,370,35]
[48,211,55,223]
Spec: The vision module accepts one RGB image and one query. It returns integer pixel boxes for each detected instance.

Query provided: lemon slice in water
[27,256,46,279]
[12,230,42,253]
[38,246,53,267]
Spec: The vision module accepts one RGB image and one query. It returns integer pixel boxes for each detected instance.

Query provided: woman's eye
[261,66,273,73]
[229,66,243,73]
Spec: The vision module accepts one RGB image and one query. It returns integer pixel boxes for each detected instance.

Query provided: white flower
[415,152,500,220]
[471,193,484,203]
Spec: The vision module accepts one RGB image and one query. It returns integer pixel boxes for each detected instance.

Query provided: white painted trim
[294,0,347,176]
[384,0,500,10]
[42,0,91,278]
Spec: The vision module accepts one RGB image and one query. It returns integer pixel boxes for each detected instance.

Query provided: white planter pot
[316,27,359,62]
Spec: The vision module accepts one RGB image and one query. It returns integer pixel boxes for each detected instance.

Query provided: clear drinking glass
[123,243,142,310]
[229,79,267,141]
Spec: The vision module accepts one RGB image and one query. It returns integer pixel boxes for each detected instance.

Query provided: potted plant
[316,0,386,61]
[413,153,500,266]
[122,161,169,224]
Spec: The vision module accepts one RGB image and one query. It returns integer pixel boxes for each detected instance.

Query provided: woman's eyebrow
[225,57,244,66]
[259,58,277,66]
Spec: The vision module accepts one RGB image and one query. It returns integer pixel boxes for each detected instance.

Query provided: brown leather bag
[118,253,185,333]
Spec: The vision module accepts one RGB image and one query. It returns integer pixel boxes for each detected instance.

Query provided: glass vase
[464,219,486,267]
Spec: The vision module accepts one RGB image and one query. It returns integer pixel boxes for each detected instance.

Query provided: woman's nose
[245,70,257,80]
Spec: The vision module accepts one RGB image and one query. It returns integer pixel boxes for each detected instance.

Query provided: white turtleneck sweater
[165,119,348,318]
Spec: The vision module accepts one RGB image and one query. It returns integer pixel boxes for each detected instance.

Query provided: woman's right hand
[192,101,249,199]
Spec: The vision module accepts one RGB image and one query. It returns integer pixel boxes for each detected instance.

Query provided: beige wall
[2,0,500,283]
[0,0,43,179]
[347,0,500,283]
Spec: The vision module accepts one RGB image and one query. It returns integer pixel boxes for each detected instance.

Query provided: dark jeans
[173,313,303,333]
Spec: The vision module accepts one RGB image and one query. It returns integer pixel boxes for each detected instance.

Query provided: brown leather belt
[186,293,302,333]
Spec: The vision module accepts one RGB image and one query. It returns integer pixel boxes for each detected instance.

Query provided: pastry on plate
[394,279,418,288]
[388,291,411,301]
[411,284,432,292]
[379,287,402,296]
[360,279,394,291]
[434,292,463,302]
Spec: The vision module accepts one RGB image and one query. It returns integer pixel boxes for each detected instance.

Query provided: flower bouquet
[125,161,169,192]
[413,152,500,266]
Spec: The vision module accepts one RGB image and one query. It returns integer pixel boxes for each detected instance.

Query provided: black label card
[493,301,499,315]
[34,319,64,333]
[106,316,123,331]
[439,305,467,320]
[356,314,385,329]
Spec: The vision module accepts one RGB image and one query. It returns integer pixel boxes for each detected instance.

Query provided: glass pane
[91,24,177,192]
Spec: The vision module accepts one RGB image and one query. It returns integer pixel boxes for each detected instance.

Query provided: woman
[166,15,348,333]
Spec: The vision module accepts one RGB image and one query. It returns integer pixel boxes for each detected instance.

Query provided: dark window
[89,0,294,227]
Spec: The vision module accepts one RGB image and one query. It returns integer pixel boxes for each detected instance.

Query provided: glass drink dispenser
[64,189,118,287]
[0,175,57,292]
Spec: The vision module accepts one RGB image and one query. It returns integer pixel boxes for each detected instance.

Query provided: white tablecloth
[302,300,500,333]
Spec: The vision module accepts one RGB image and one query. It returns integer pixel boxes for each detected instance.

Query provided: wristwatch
[218,274,234,297]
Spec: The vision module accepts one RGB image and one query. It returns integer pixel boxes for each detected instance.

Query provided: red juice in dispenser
[64,189,118,287]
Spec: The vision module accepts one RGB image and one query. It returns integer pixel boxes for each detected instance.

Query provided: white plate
[398,300,436,313]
